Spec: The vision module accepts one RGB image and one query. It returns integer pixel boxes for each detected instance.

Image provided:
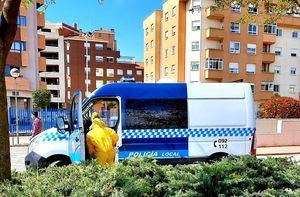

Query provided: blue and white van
[26,83,256,167]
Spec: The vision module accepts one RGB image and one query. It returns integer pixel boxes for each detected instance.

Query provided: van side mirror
[56,117,69,134]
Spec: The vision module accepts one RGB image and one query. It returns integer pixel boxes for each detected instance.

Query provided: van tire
[41,155,71,168]
[207,153,228,163]
[48,160,65,168]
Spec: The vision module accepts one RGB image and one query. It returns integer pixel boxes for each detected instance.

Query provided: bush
[259,96,300,119]
[0,157,300,196]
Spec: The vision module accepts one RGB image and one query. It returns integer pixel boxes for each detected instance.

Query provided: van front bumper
[25,151,46,169]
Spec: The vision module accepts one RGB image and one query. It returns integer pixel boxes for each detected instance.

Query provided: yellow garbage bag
[86,112,119,167]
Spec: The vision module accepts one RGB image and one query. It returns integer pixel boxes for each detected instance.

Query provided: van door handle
[75,137,80,142]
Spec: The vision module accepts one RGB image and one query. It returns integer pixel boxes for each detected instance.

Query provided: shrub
[259,96,300,119]
[0,157,299,196]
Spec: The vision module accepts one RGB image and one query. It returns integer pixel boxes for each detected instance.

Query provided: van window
[125,99,188,129]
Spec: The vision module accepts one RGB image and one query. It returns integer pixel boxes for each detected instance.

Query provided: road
[10,146,300,172]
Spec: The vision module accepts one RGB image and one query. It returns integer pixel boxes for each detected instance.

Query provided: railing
[8,108,69,134]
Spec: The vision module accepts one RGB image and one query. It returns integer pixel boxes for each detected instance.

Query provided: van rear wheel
[207,153,228,163]
[48,160,65,168]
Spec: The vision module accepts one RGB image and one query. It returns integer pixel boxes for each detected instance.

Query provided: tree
[259,96,300,119]
[213,0,300,23]
[32,89,51,109]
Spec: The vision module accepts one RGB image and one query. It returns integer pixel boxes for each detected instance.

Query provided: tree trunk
[0,0,22,182]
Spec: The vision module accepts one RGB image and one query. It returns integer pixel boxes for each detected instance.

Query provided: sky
[45,0,163,62]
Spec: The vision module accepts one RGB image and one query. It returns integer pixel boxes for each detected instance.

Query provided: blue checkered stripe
[122,128,255,139]
[41,132,69,142]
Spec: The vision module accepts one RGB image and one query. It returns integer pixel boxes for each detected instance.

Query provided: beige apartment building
[2,0,46,109]
[144,0,300,105]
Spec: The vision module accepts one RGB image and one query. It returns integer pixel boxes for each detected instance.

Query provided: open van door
[69,90,85,163]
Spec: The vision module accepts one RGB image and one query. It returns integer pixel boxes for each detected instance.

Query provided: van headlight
[28,136,42,153]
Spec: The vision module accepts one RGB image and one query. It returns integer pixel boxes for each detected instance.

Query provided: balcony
[15,26,28,42]
[262,52,275,63]
[278,16,300,29]
[206,7,224,20]
[204,69,223,81]
[37,12,45,29]
[206,28,224,41]
[39,57,46,72]
[38,34,46,51]
[263,33,276,44]
[6,52,29,67]
[47,84,60,90]
[39,72,60,78]
[205,48,224,59]
[5,77,30,91]
[39,81,47,89]
[261,72,275,81]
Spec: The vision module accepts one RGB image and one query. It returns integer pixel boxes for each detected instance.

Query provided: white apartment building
[39,23,66,108]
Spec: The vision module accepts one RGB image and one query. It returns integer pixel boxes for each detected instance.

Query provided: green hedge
[1,156,300,196]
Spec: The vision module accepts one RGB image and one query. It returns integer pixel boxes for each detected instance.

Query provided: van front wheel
[207,153,228,163]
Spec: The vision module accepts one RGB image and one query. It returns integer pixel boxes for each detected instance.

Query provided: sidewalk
[257,146,300,156]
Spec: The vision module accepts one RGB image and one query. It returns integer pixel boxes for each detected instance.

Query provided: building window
[66,42,70,51]
[273,85,280,93]
[261,81,274,91]
[275,47,282,56]
[246,64,256,74]
[229,62,239,74]
[172,45,176,55]
[229,41,240,53]
[96,80,103,89]
[146,58,149,66]
[192,0,201,11]
[248,24,258,35]
[151,24,154,32]
[151,40,154,48]
[137,70,142,75]
[264,24,277,34]
[247,44,256,55]
[172,26,176,36]
[248,4,258,14]
[146,74,149,80]
[95,56,103,62]
[66,54,70,63]
[192,41,200,51]
[17,15,26,27]
[205,58,223,70]
[262,63,271,72]
[290,67,296,75]
[85,55,90,62]
[171,65,176,74]
[150,72,154,80]
[127,70,133,75]
[165,12,169,22]
[84,42,90,48]
[10,41,26,53]
[95,43,104,50]
[292,31,298,38]
[68,91,71,99]
[117,69,123,76]
[165,49,168,58]
[107,69,114,77]
[151,56,154,64]
[145,28,149,36]
[276,28,283,36]
[165,31,169,40]
[172,6,176,16]
[230,22,240,33]
[164,67,168,76]
[289,85,296,94]
[192,20,201,31]
[191,61,200,71]
[67,67,70,76]
[231,1,241,12]
[96,68,104,77]
[145,43,149,51]
[274,66,281,74]
[107,57,114,63]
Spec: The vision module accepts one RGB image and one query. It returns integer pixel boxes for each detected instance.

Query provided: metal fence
[8,108,69,134]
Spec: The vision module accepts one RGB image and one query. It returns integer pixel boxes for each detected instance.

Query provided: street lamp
[10,68,20,144]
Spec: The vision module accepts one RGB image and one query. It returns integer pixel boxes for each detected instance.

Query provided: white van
[25,83,256,167]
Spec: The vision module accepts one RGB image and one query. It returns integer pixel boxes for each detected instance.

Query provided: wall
[256,119,300,147]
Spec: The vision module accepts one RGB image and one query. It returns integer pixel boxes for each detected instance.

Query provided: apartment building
[64,29,144,104]
[144,0,300,105]
[3,0,46,109]
[39,23,79,108]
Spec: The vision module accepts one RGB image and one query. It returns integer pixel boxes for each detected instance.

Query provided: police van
[25,83,256,167]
